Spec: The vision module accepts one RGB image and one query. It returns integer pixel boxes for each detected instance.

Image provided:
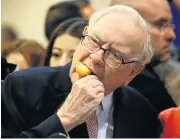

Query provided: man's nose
[164,27,176,42]
[90,48,105,67]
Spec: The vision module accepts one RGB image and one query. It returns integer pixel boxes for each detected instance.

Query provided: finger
[80,75,99,84]
[85,86,104,100]
[87,94,104,107]
[90,86,105,95]
[96,92,104,99]
[81,86,104,104]
[85,79,104,88]
[66,93,73,103]
[95,92,104,104]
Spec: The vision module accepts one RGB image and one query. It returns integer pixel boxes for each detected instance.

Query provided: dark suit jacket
[2,63,161,138]
[129,64,176,113]
[1,55,17,80]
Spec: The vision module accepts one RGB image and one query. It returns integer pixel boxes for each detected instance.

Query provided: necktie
[86,111,98,138]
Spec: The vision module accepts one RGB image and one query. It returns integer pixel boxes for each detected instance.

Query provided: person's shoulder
[116,85,157,111]
[3,66,63,87]
[116,85,144,98]
[13,66,63,77]
[117,85,142,96]
[115,86,162,137]
[115,85,160,123]
[134,67,156,81]
[129,66,159,89]
[6,63,71,83]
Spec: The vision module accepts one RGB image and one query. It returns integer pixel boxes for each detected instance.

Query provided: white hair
[88,5,154,64]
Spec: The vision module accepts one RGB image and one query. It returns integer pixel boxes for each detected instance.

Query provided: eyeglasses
[81,34,141,68]
[152,22,175,31]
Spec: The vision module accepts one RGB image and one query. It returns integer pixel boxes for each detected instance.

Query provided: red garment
[159,107,180,138]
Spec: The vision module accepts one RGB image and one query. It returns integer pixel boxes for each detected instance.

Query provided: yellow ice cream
[75,60,91,76]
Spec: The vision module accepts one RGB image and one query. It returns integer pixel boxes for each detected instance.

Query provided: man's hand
[57,75,104,132]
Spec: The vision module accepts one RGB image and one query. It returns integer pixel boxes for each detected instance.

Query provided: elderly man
[2,5,161,138]
[111,0,177,113]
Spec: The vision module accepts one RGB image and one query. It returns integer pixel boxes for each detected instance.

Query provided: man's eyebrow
[111,44,127,53]
[116,50,126,58]
[93,34,103,45]
[111,46,126,57]
[112,44,136,60]
[155,18,169,23]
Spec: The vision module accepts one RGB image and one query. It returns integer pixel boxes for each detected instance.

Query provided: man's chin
[160,54,171,62]
[151,54,170,66]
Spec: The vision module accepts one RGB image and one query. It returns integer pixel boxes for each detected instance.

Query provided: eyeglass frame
[81,34,143,69]
[151,22,175,31]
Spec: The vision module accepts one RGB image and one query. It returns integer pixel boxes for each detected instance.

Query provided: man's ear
[134,65,144,75]
[123,71,137,86]
[83,26,89,35]
[124,65,144,85]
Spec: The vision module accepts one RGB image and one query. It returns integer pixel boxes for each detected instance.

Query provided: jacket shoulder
[114,86,162,137]
[2,66,70,135]
[115,85,159,116]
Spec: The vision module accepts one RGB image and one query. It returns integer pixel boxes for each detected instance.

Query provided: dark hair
[2,40,46,67]
[77,0,91,7]
[1,55,16,80]
[45,1,83,40]
[44,17,88,66]
[1,25,18,40]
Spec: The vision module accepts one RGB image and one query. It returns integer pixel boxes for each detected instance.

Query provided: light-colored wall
[2,0,111,47]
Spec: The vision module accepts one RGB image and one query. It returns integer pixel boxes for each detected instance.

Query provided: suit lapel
[113,87,140,137]
[113,88,129,138]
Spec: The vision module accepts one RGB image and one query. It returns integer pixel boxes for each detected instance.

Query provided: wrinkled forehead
[89,12,142,41]
[133,0,172,23]
[89,12,146,58]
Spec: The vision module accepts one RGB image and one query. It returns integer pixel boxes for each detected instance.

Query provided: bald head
[111,0,169,6]
[111,0,170,20]
[111,0,176,62]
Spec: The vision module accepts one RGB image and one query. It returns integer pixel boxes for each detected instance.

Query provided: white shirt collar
[101,92,113,119]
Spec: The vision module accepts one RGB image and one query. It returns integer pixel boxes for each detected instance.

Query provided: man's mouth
[91,72,95,75]
[83,63,95,75]
[74,60,92,76]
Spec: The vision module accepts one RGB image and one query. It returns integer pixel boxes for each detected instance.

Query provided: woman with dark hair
[2,40,45,70]
[77,0,95,19]
[45,1,82,40]
[44,17,88,66]
[45,1,94,40]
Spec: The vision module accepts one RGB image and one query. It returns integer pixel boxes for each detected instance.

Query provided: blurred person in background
[2,40,46,70]
[76,0,95,19]
[44,18,88,66]
[171,0,180,11]
[154,59,180,106]
[169,0,180,61]
[1,25,18,49]
[111,0,178,113]
[45,0,94,41]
